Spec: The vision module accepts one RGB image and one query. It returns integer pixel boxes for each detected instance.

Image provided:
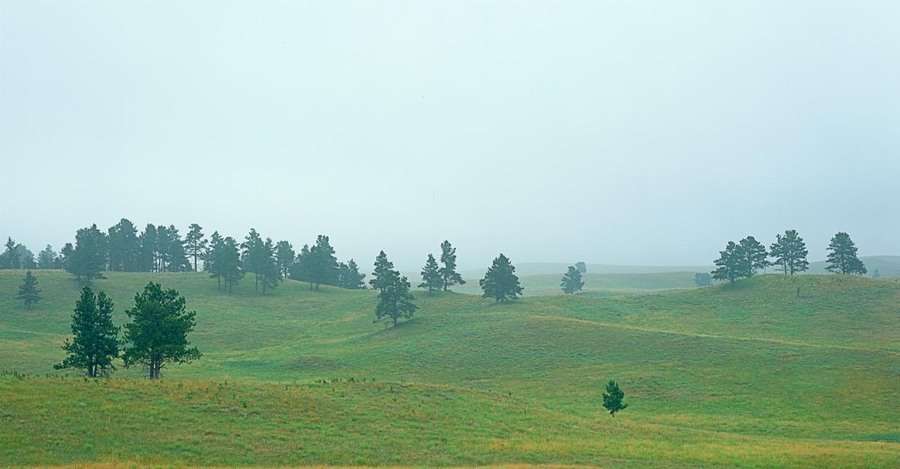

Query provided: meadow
[0,270,898,467]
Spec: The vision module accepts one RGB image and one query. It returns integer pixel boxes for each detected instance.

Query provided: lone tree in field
[185,223,207,272]
[480,254,524,302]
[55,287,119,377]
[439,240,466,291]
[16,271,41,309]
[826,232,867,275]
[560,265,584,294]
[419,253,443,295]
[739,236,769,277]
[122,282,201,379]
[373,252,417,327]
[602,380,628,416]
[769,229,809,276]
[337,259,366,289]
[712,241,745,284]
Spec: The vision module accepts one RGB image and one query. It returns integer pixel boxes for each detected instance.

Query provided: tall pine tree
[275,240,295,280]
[185,224,207,272]
[369,250,395,293]
[66,224,108,282]
[712,241,744,284]
[439,240,466,291]
[55,287,119,377]
[739,236,768,277]
[374,253,416,327]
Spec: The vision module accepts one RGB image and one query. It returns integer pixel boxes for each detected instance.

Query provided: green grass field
[1,270,898,467]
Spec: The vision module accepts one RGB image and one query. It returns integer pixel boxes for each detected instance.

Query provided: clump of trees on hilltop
[711,230,867,284]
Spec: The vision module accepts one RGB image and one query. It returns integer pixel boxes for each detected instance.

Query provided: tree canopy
[480,254,523,302]
[55,287,119,377]
[826,232,867,275]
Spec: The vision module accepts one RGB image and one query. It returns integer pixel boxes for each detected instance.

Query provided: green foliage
[54,287,119,377]
[560,265,584,294]
[122,282,201,379]
[306,235,339,290]
[602,380,628,416]
[107,218,141,272]
[37,244,60,269]
[769,229,809,276]
[65,224,107,282]
[826,232,867,275]
[185,223,207,272]
[16,271,41,309]
[368,250,395,292]
[418,253,443,294]
[439,240,466,291]
[739,236,769,277]
[373,252,416,327]
[241,229,278,293]
[336,259,366,289]
[480,253,524,302]
[275,240,295,279]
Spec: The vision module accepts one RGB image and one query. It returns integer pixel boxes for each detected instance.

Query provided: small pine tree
[375,270,417,327]
[275,240,295,280]
[419,254,443,295]
[480,254,524,302]
[55,287,119,377]
[602,380,628,416]
[560,265,584,294]
[122,282,201,379]
[439,240,466,291]
[16,271,41,309]
[336,259,366,289]
[826,232,867,275]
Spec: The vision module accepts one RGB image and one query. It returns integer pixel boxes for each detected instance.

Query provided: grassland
[0,270,898,467]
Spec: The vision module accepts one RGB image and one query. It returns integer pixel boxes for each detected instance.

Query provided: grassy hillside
[1,270,898,467]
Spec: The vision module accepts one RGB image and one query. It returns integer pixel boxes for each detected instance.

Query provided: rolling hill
[0,270,898,467]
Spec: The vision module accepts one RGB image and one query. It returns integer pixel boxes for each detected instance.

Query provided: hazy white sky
[2,1,899,270]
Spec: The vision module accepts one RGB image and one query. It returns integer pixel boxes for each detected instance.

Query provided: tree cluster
[55,283,200,379]
[371,251,416,327]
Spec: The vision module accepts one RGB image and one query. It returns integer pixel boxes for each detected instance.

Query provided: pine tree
[290,244,313,285]
[185,224,207,272]
[712,241,745,284]
[337,259,366,289]
[107,218,141,272]
[560,265,584,294]
[37,245,58,269]
[739,236,768,277]
[122,282,201,379]
[307,235,339,290]
[66,224,108,282]
[206,231,225,290]
[374,261,417,327]
[439,241,466,291]
[138,224,158,272]
[369,250,395,293]
[826,232,867,275]
[164,225,191,272]
[260,238,279,293]
[275,240,295,279]
[419,254,443,295]
[602,380,628,416]
[0,237,17,269]
[241,228,265,292]
[55,287,119,377]
[16,271,41,309]
[480,254,524,302]
[769,229,809,276]
[221,237,243,293]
